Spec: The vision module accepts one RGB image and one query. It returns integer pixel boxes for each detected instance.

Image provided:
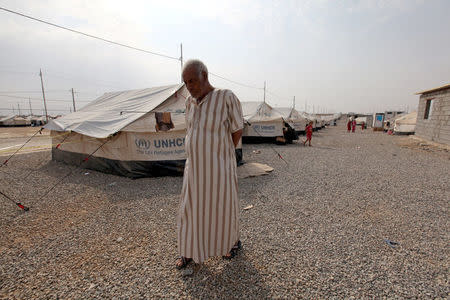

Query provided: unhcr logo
[135,139,151,150]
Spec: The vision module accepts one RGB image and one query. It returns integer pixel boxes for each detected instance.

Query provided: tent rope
[39,137,112,200]
[1,127,44,167]
[0,190,29,211]
[244,120,289,166]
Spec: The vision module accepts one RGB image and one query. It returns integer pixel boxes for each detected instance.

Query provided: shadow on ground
[182,251,270,299]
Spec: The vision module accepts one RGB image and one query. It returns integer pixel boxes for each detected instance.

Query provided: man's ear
[202,71,208,81]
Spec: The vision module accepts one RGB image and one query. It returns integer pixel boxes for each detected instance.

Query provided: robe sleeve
[226,91,244,133]
[185,97,191,130]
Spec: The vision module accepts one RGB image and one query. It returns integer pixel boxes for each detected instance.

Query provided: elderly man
[176,59,244,269]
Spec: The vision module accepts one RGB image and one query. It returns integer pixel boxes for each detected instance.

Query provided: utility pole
[305,100,307,112]
[17,103,21,116]
[293,96,295,109]
[39,69,49,123]
[180,43,183,83]
[263,81,266,103]
[29,98,33,116]
[12,104,15,115]
[71,88,76,112]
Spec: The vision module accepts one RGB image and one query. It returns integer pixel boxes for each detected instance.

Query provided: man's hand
[231,129,243,148]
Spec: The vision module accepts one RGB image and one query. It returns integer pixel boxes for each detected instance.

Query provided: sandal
[176,257,192,270]
[223,240,242,260]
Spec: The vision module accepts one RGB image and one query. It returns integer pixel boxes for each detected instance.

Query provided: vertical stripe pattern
[177,89,244,263]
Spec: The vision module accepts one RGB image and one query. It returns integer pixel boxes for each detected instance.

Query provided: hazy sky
[1,0,449,116]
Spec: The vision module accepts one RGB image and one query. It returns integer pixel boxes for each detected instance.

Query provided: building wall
[415,88,450,145]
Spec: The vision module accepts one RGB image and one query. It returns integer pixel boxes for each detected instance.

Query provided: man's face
[183,67,205,99]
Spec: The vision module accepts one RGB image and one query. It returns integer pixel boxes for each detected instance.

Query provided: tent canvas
[275,107,308,133]
[394,111,417,134]
[45,84,191,178]
[241,102,285,137]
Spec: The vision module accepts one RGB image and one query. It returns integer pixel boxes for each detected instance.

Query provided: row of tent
[242,102,340,137]
[371,111,417,134]
[0,115,48,127]
[44,84,341,178]
[351,110,417,134]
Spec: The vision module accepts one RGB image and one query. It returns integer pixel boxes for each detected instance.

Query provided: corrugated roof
[415,83,450,95]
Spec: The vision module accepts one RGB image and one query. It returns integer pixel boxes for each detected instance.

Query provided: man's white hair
[183,59,208,77]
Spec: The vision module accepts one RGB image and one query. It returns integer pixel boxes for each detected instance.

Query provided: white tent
[394,111,417,134]
[241,102,285,138]
[275,107,308,133]
[45,84,191,178]
[0,115,31,126]
[301,112,321,130]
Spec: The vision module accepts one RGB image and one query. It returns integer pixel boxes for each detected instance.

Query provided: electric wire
[209,72,263,90]
[0,7,180,61]
[0,94,92,102]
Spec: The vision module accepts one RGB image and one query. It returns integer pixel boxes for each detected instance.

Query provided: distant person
[347,118,352,132]
[351,119,356,133]
[303,121,313,146]
[361,121,365,131]
[176,59,244,270]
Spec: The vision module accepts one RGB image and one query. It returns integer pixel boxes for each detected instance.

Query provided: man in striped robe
[176,59,244,268]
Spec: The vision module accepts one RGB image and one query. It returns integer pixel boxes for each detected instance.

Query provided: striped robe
[177,88,244,263]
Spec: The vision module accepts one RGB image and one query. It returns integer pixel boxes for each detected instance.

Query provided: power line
[0,7,180,61]
[209,72,263,90]
[0,94,91,103]
[0,7,268,97]
[266,89,290,102]
[0,107,72,112]
[0,69,125,90]
[0,89,70,93]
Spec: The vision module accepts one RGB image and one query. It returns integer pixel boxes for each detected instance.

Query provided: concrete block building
[415,84,450,145]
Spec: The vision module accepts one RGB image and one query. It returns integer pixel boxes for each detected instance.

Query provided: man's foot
[176,257,193,270]
[223,240,242,260]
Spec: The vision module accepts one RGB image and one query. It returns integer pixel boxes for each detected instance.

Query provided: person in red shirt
[303,121,313,146]
[347,119,351,132]
[351,119,356,133]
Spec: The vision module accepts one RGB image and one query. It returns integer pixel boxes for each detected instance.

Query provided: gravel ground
[0,121,448,299]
